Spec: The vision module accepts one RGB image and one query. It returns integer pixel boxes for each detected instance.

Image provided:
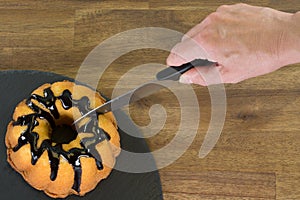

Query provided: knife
[73,59,215,125]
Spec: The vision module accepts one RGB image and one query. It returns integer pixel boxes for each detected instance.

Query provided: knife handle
[156,59,215,81]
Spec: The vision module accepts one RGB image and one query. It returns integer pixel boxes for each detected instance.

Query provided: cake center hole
[51,124,78,144]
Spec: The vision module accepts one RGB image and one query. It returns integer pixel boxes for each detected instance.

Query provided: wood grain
[160,170,276,199]
[0,0,300,199]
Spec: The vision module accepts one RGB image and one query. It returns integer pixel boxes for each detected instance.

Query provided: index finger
[166,37,212,66]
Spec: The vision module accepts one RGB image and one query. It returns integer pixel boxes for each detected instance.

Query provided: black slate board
[0,70,163,200]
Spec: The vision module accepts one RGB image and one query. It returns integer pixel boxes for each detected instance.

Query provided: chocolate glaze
[79,117,111,161]
[31,88,59,119]
[12,86,110,193]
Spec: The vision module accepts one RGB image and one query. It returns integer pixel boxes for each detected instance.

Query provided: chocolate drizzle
[31,88,59,119]
[12,86,110,193]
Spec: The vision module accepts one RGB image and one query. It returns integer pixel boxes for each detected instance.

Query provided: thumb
[166,37,211,66]
[179,68,206,86]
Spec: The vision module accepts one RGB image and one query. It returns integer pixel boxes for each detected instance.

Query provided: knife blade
[73,59,215,125]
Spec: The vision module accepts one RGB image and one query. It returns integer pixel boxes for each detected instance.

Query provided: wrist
[279,11,300,67]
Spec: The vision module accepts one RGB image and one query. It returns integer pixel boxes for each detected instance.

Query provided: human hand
[167,3,297,85]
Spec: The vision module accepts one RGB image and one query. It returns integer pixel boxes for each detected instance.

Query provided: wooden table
[1,0,300,199]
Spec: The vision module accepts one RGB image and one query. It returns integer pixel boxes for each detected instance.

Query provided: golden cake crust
[5,80,120,198]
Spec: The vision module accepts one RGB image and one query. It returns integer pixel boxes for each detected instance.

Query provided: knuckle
[216,5,230,12]
[217,3,248,12]
[260,7,271,13]
[235,3,248,7]
[207,12,220,21]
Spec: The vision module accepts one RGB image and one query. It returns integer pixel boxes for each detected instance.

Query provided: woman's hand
[167,3,299,85]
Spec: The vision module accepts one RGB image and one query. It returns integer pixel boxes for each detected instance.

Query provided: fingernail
[179,76,193,84]
[166,54,178,66]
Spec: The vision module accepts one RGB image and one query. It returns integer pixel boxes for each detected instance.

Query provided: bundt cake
[5,80,120,198]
